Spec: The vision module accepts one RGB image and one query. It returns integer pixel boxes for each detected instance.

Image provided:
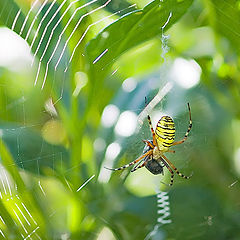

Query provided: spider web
[0,0,137,238]
[95,12,174,239]
[0,82,97,239]
[0,2,171,236]
[0,166,41,239]
[9,0,137,95]
[0,6,191,239]
[1,0,238,239]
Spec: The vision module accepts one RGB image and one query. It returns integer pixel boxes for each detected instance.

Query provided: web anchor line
[161,11,172,62]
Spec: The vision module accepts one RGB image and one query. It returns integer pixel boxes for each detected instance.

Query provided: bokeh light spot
[115,111,137,137]
[101,104,120,127]
[105,142,121,160]
[122,77,137,92]
[0,27,33,71]
[234,148,240,175]
[171,58,201,89]
[42,120,66,145]
[94,138,106,152]
[98,142,122,183]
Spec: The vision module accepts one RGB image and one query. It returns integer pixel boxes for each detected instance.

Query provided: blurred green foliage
[0,0,240,239]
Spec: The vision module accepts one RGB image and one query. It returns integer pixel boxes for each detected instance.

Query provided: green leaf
[85,0,193,82]
[0,0,71,91]
[0,198,23,238]
[97,0,136,17]
[207,0,240,50]
[0,0,26,32]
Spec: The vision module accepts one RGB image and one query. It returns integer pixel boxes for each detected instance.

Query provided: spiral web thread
[0,0,177,238]
[0,0,137,238]
[9,0,136,96]
[144,11,172,240]
[0,161,95,239]
[0,166,41,239]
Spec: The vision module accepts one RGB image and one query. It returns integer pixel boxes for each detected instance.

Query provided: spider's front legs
[172,103,192,146]
[142,139,154,148]
[147,115,157,146]
[104,149,153,171]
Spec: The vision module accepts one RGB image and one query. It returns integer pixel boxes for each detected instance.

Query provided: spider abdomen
[155,116,175,151]
[142,140,164,175]
[145,159,164,175]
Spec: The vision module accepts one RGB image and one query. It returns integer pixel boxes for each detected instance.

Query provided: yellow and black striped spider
[105,103,193,186]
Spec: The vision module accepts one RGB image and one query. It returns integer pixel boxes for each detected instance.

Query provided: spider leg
[161,154,192,179]
[131,161,148,172]
[158,157,174,186]
[172,103,192,146]
[147,115,157,146]
[167,167,174,186]
[142,139,154,148]
[144,97,158,147]
[104,149,153,171]
[131,153,152,172]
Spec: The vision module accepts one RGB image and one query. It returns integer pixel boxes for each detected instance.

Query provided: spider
[105,103,193,186]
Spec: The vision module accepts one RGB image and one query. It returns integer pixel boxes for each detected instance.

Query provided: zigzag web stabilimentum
[137,11,173,129]
[141,11,173,240]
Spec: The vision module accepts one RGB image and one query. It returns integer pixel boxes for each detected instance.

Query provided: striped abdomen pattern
[155,116,175,150]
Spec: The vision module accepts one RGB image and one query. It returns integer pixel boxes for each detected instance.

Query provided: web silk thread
[157,191,171,224]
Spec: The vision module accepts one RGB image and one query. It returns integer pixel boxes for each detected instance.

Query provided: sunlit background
[0,0,240,239]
